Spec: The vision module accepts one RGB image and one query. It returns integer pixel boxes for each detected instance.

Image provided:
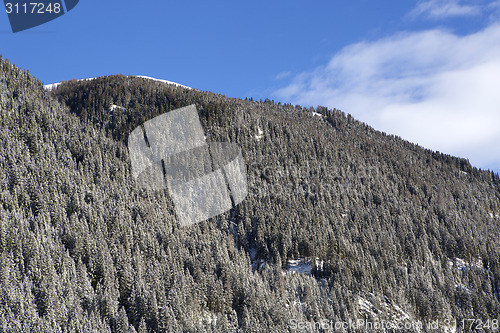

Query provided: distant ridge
[44,75,191,91]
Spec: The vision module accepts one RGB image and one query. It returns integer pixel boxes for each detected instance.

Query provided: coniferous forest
[1,56,499,332]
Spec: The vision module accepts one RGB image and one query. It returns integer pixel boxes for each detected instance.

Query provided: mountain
[1,55,499,332]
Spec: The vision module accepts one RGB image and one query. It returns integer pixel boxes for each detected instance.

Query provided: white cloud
[409,0,481,19]
[274,24,500,172]
[274,71,291,80]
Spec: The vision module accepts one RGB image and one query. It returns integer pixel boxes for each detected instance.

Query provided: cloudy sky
[273,0,500,173]
[2,0,500,172]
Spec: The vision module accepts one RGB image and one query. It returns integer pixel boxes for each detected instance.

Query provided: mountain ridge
[1,56,499,332]
[44,75,191,92]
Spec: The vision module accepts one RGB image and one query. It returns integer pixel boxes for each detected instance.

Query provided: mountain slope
[1,56,499,332]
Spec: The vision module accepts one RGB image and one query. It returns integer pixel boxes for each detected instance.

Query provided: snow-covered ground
[198,311,217,326]
[255,127,264,141]
[452,257,484,271]
[286,258,312,275]
[109,104,125,112]
[108,104,127,119]
[135,75,191,89]
[284,257,324,275]
[44,82,61,91]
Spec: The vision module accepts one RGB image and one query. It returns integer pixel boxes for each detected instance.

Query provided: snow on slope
[44,82,62,91]
[255,127,264,141]
[135,75,191,89]
[44,75,191,91]
[44,77,96,91]
[284,257,324,275]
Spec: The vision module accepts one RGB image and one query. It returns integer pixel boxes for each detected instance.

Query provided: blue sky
[2,0,500,173]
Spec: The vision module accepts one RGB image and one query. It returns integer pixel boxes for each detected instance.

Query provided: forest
[1,55,499,332]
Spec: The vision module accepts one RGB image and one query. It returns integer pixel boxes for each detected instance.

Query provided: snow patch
[255,127,264,141]
[284,257,324,275]
[358,296,378,318]
[286,258,312,275]
[293,300,306,308]
[453,257,483,271]
[455,258,467,271]
[109,104,126,119]
[198,311,217,326]
[44,82,61,91]
[135,75,191,89]
[489,212,500,219]
[110,104,125,112]
[44,77,97,90]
